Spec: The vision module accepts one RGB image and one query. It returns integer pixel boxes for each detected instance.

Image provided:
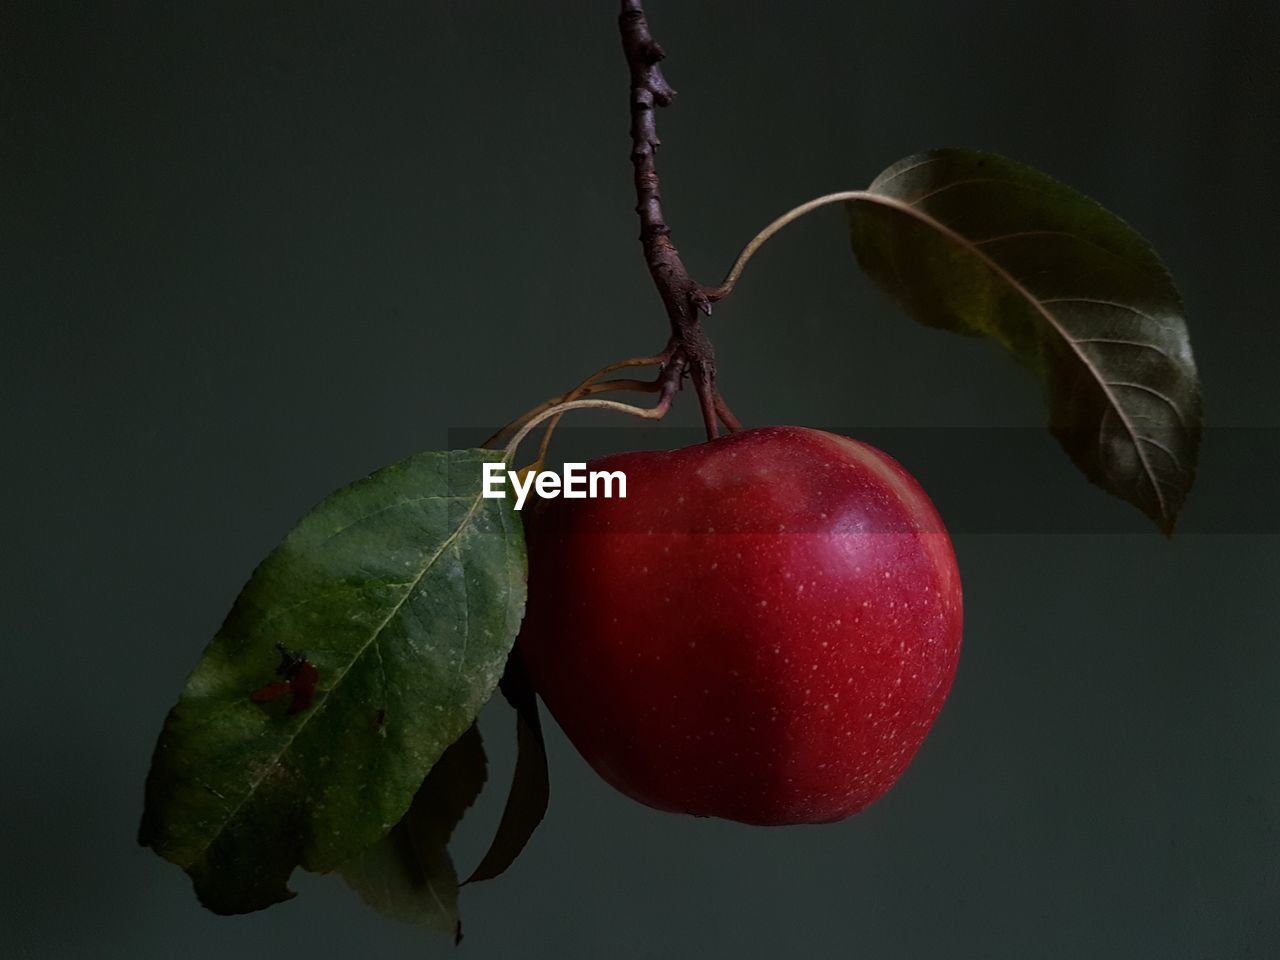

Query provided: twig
[619,0,725,440]
[490,3,747,455]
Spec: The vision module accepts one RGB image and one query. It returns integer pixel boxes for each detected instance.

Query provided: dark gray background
[4,1,1278,957]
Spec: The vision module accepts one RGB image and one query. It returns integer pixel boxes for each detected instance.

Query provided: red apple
[517,426,962,825]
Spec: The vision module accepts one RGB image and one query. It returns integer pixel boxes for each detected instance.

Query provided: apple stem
[714,392,744,433]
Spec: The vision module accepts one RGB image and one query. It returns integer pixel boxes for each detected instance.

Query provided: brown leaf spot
[286,661,320,715]
[251,644,321,714]
[250,679,291,704]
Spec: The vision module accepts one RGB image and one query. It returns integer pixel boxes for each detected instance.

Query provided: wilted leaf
[139,449,526,914]
[340,724,487,933]
[464,652,549,884]
[847,149,1202,532]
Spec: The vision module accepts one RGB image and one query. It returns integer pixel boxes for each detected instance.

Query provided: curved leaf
[464,651,548,885]
[847,149,1202,532]
[340,724,487,936]
[138,449,526,914]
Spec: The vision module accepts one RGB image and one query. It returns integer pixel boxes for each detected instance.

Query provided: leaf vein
[1104,380,1188,427]
[873,155,943,190]
[1136,434,1188,475]
[318,495,475,547]
[1039,296,1172,330]
[972,229,1079,247]
[1073,337,1177,363]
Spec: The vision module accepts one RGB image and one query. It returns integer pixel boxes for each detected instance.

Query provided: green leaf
[846,149,1202,533]
[464,652,549,885]
[340,724,487,936]
[138,449,526,914]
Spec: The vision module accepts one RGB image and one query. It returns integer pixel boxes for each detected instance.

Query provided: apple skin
[517,426,962,825]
